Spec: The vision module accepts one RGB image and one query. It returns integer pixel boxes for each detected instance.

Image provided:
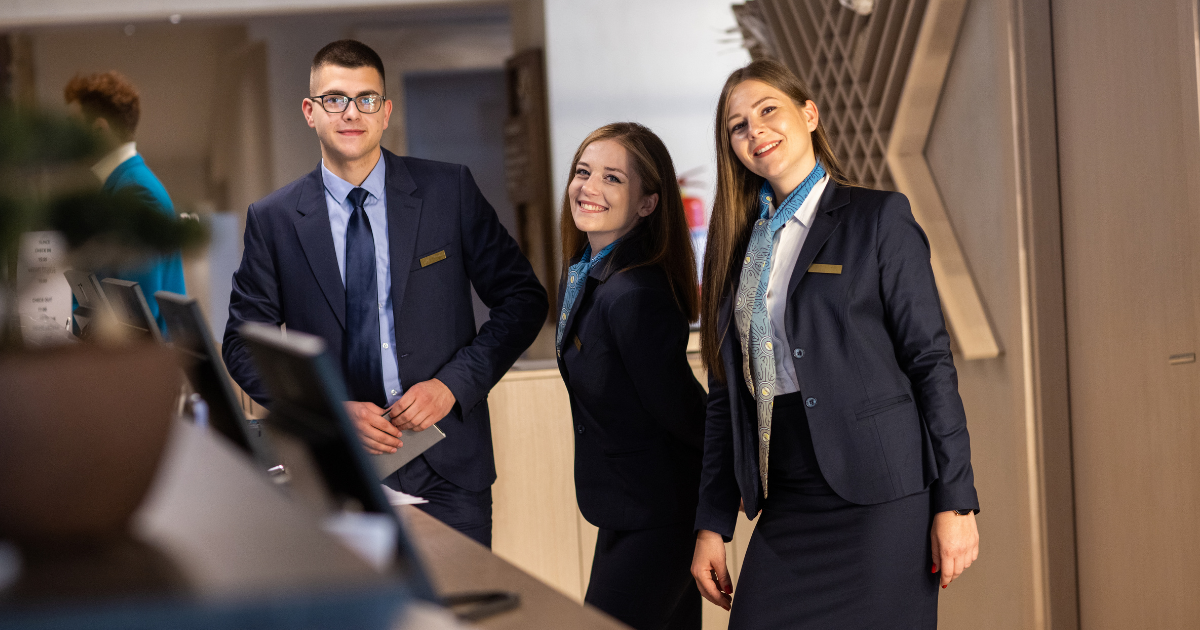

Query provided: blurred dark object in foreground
[0,343,179,543]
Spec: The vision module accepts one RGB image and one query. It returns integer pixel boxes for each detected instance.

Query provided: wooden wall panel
[488,368,586,601]
[1052,0,1200,627]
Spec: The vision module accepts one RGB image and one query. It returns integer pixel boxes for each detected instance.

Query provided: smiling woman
[690,59,980,629]
[552,122,706,630]
[566,139,657,252]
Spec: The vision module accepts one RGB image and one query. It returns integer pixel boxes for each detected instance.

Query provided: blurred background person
[690,59,979,628]
[555,122,706,630]
[64,70,186,332]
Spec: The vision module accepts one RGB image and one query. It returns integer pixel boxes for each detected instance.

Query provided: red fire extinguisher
[678,167,707,289]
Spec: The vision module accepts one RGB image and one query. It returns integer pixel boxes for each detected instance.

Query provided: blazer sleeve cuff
[694,505,738,543]
[432,367,484,417]
[930,480,980,514]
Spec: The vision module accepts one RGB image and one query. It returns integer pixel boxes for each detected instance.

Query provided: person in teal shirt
[65,71,186,333]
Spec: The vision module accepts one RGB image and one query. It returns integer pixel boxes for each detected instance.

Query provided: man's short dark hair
[63,71,140,141]
[311,40,386,91]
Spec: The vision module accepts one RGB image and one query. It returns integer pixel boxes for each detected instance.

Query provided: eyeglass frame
[306,92,387,114]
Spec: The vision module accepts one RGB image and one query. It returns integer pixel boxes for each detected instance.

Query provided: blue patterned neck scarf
[732,161,826,496]
[557,239,622,354]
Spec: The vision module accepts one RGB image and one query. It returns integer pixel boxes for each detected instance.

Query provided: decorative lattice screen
[733,0,1001,360]
[734,0,930,191]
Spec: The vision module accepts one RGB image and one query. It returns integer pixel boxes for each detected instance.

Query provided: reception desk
[487,347,758,630]
[218,332,758,628]
[0,418,631,630]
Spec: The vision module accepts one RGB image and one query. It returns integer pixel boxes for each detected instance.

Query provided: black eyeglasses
[308,93,385,114]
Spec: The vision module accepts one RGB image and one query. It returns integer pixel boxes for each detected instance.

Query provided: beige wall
[30,22,246,211]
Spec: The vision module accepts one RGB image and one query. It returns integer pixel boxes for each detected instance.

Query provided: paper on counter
[322,512,398,571]
[0,542,19,593]
[381,485,428,506]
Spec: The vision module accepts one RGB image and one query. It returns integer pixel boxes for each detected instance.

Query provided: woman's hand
[931,511,979,588]
[691,530,733,610]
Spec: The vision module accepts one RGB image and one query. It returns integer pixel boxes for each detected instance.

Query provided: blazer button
[577,424,586,434]
[805,397,817,408]
[793,348,804,359]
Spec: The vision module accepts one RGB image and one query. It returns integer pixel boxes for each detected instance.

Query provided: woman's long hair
[700,59,853,381]
[559,122,699,322]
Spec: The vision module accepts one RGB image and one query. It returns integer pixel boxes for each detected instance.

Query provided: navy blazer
[222,149,548,492]
[556,230,707,530]
[695,182,979,540]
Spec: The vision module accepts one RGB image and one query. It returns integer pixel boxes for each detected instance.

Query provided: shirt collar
[768,174,829,229]
[320,153,387,206]
[793,174,829,228]
[91,141,138,183]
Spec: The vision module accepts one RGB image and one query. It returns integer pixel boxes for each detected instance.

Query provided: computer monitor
[63,270,114,340]
[101,278,162,343]
[155,291,276,473]
[238,322,436,603]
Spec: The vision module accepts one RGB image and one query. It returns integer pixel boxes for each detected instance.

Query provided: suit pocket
[860,397,924,495]
[855,394,913,419]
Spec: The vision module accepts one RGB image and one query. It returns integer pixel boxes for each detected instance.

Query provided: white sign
[16,231,73,346]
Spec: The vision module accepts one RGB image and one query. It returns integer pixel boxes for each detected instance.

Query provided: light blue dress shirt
[321,156,403,406]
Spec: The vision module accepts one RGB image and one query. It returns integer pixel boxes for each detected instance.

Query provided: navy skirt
[728,392,939,629]
[585,522,701,630]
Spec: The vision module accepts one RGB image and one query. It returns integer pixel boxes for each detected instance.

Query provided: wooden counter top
[398,506,626,629]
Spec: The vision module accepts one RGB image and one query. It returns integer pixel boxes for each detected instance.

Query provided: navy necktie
[344,187,385,406]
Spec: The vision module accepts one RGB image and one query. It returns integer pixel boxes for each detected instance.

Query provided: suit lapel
[785,181,849,303]
[294,168,347,329]
[557,254,592,359]
[383,151,422,320]
[559,232,648,354]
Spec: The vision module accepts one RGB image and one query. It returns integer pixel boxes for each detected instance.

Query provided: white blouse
[764,174,830,395]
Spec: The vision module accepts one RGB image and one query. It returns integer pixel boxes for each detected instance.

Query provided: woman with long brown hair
[554,122,707,629]
[689,59,980,628]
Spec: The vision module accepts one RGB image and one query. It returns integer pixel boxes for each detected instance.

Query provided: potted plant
[0,107,207,548]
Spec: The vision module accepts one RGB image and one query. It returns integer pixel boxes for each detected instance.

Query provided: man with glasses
[222,40,548,546]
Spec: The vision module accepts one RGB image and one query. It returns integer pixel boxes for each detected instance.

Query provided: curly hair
[63,71,140,141]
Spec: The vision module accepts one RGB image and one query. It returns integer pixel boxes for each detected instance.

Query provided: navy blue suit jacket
[695,182,979,540]
[222,149,548,492]
[556,230,707,530]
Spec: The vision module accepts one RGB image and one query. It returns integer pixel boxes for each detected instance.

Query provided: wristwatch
[952,509,975,516]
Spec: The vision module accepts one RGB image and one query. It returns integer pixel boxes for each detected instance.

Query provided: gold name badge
[808,263,842,274]
[420,250,447,267]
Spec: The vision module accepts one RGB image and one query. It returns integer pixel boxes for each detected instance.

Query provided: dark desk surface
[0,421,404,629]
[398,506,626,630]
[1,421,626,630]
